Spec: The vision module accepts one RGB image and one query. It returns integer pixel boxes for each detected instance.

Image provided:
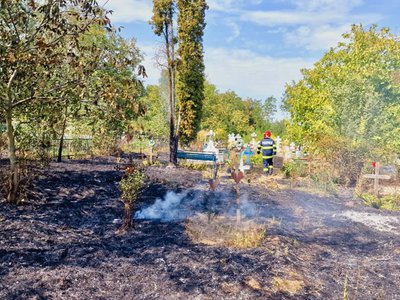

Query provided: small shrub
[282,160,308,178]
[118,167,147,230]
[359,193,400,210]
[309,162,337,192]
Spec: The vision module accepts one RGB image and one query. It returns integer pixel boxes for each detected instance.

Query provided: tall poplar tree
[151,0,207,163]
[176,0,207,144]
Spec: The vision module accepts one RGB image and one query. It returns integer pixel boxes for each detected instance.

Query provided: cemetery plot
[1,159,399,299]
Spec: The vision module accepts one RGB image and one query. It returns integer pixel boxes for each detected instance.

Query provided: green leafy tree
[0,0,108,203]
[262,96,277,123]
[283,25,400,181]
[151,0,178,164]
[151,0,208,160]
[135,85,169,139]
[80,27,145,153]
[200,82,272,140]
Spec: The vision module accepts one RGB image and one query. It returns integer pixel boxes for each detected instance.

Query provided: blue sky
[102,0,400,117]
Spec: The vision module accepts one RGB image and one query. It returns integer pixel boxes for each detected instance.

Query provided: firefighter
[258,130,277,175]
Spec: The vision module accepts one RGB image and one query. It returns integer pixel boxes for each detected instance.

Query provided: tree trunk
[57,106,68,162]
[5,108,19,204]
[5,70,19,203]
[165,20,178,165]
[122,202,133,230]
[57,134,65,163]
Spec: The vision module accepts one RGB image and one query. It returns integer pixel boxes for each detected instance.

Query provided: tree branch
[12,80,80,108]
[6,5,21,43]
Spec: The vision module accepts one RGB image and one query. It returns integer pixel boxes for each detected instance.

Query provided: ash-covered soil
[0,159,399,300]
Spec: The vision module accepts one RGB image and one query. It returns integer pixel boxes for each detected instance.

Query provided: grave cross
[243,146,254,165]
[362,162,391,196]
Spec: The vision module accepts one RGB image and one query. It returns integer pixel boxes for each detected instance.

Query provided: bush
[118,167,147,229]
[359,193,400,211]
[282,160,308,178]
[332,142,369,186]
[250,154,263,166]
[309,161,337,192]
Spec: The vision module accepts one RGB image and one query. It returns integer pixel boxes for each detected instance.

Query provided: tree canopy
[283,25,400,160]
[0,0,144,202]
[176,0,207,144]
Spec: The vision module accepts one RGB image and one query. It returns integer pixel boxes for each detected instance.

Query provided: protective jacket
[258,137,276,159]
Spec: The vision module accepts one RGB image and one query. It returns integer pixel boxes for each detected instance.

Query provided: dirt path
[0,160,399,299]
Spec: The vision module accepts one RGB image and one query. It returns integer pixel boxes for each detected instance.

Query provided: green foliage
[80,27,144,145]
[283,25,400,163]
[250,153,263,166]
[151,0,175,36]
[0,0,112,202]
[136,85,169,138]
[263,96,277,122]
[360,193,400,211]
[269,120,287,137]
[176,0,207,144]
[119,169,147,204]
[282,160,308,178]
[200,82,276,138]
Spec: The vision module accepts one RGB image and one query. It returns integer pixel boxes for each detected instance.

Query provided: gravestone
[273,156,284,169]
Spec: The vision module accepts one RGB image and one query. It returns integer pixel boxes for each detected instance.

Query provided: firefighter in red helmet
[257,130,276,175]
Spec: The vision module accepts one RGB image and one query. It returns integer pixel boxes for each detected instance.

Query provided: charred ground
[0,159,399,299]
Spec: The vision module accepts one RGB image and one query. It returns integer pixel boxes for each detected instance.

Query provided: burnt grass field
[0,158,399,299]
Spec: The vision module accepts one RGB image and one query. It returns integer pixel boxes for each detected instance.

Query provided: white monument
[235,134,243,151]
[276,136,281,153]
[204,130,218,154]
[290,142,296,152]
[250,132,258,150]
[283,145,292,160]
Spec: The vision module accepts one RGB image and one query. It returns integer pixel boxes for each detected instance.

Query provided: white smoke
[135,191,191,221]
[228,192,258,219]
[135,189,260,222]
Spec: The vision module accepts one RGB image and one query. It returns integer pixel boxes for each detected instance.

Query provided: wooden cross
[362,162,391,196]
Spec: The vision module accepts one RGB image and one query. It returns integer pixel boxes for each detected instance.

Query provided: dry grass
[248,174,281,190]
[185,213,266,249]
[272,276,304,295]
[245,277,262,290]
[220,282,241,294]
